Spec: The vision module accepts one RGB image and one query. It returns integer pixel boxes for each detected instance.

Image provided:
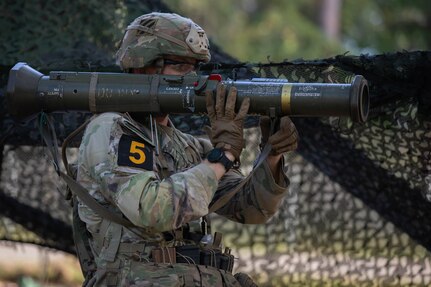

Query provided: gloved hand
[205,83,250,160]
[260,116,298,155]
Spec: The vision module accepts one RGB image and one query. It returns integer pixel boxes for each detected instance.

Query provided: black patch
[118,135,153,170]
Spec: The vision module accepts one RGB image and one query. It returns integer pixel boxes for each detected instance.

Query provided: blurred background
[166,0,431,60]
[1,0,430,66]
[0,0,430,286]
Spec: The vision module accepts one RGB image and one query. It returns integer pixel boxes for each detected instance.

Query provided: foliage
[342,0,431,53]
[164,0,430,61]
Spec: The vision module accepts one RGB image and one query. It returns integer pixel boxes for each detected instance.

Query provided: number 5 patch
[118,135,153,170]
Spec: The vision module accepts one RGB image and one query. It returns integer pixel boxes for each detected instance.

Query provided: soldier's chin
[153,113,168,118]
[129,112,168,121]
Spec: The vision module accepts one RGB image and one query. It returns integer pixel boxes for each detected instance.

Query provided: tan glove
[260,116,298,155]
[205,83,250,160]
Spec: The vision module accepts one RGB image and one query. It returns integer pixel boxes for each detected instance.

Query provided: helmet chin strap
[154,58,164,74]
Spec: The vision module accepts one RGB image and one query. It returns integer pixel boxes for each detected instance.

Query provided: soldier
[75,12,298,286]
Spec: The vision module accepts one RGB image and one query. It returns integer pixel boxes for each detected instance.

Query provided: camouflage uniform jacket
[76,112,290,286]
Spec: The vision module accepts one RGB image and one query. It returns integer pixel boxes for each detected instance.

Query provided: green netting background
[1,0,431,286]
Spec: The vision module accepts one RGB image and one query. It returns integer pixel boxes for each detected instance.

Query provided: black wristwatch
[207,148,234,171]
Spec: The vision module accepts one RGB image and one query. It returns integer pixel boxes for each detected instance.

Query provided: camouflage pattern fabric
[115,263,241,286]
[76,112,288,285]
[2,55,431,285]
[116,12,211,70]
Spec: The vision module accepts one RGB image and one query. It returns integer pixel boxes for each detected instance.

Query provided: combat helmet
[116,12,211,70]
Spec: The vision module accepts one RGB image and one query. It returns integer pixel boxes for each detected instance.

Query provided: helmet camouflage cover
[116,12,211,70]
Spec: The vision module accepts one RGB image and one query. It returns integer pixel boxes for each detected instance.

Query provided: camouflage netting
[1,0,431,286]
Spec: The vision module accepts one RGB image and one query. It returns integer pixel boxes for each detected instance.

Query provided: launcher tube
[6,62,369,122]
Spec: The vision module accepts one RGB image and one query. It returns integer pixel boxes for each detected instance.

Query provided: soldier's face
[131,56,198,76]
[162,56,198,75]
[130,56,197,125]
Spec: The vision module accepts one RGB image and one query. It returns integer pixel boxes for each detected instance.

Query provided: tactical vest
[64,114,253,286]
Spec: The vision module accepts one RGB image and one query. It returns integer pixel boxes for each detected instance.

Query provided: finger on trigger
[280,116,294,131]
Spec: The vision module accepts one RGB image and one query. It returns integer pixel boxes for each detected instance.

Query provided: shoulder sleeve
[211,158,290,224]
[79,112,123,173]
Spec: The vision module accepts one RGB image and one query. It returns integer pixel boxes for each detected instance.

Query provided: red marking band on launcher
[208,74,222,82]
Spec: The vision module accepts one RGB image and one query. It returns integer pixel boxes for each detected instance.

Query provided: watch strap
[218,152,234,171]
[207,148,234,171]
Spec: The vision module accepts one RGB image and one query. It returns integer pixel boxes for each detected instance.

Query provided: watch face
[207,148,223,162]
